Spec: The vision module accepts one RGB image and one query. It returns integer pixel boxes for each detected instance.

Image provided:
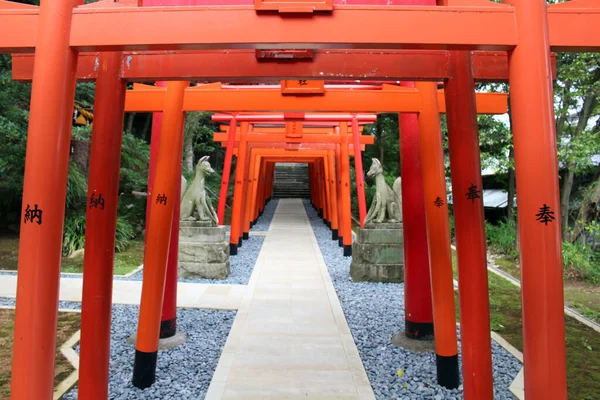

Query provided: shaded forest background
[0,0,599,282]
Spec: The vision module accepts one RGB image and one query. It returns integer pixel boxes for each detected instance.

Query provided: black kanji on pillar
[465,183,482,204]
[156,193,168,205]
[23,204,43,225]
[535,203,555,225]
[89,192,105,210]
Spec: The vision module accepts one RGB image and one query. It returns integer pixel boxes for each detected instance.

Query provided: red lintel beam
[2,4,600,53]
[212,132,375,144]
[218,125,364,134]
[2,5,517,53]
[10,50,556,83]
[124,85,507,114]
[211,113,377,122]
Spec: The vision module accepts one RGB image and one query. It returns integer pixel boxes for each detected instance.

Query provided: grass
[0,233,143,276]
[61,239,144,275]
[451,250,600,400]
[491,254,600,325]
[0,309,80,398]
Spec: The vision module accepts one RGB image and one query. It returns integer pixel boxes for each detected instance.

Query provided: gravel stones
[303,200,521,400]
[61,304,235,400]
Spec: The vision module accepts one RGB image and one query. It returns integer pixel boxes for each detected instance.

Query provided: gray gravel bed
[303,200,521,400]
[39,302,235,400]
[251,198,278,231]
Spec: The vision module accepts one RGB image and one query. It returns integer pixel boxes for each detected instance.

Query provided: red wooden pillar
[241,138,253,241]
[319,157,331,225]
[414,81,459,389]
[328,150,340,240]
[265,162,274,203]
[217,119,237,225]
[144,81,182,341]
[508,1,567,398]
[132,81,187,389]
[10,1,79,398]
[351,117,367,227]
[339,123,353,256]
[399,83,434,341]
[252,158,265,223]
[335,142,344,246]
[161,148,182,339]
[229,122,249,255]
[243,149,258,235]
[445,51,493,400]
[78,52,126,400]
[319,160,327,221]
[309,164,317,211]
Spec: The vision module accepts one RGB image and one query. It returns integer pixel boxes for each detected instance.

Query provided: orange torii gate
[210,112,378,255]
[207,84,507,255]
[211,119,375,256]
[2,0,599,399]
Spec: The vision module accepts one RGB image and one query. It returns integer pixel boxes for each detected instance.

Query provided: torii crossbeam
[2,0,597,399]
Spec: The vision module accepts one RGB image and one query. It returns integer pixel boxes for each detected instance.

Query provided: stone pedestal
[179,221,230,279]
[350,223,404,282]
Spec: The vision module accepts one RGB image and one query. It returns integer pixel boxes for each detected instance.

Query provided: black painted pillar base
[404,320,434,341]
[332,229,339,240]
[343,245,352,257]
[243,232,249,240]
[230,243,238,255]
[132,350,158,389]
[326,221,331,228]
[238,238,243,248]
[436,354,460,389]
[338,236,344,247]
[159,318,176,339]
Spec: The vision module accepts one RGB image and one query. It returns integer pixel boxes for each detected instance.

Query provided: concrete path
[0,275,245,310]
[206,199,375,400]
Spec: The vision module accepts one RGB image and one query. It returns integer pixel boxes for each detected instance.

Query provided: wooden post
[445,51,493,400]
[508,0,567,398]
[78,52,126,400]
[10,1,79,397]
[414,81,460,389]
[399,82,434,341]
[132,81,187,389]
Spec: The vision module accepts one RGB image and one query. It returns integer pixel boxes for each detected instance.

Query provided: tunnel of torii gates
[2,0,599,399]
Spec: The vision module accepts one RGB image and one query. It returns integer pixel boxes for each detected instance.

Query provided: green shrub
[115,216,137,252]
[62,214,137,256]
[62,214,86,256]
[485,218,519,258]
[120,133,150,194]
[562,241,600,283]
[65,162,88,210]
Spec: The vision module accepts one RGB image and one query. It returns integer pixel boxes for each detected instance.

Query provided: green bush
[62,214,137,256]
[117,193,147,237]
[485,218,519,258]
[115,216,137,252]
[65,162,88,210]
[562,241,600,283]
[62,214,86,256]
[120,133,150,194]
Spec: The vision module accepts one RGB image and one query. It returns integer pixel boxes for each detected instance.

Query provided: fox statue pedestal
[179,221,230,279]
[350,222,404,283]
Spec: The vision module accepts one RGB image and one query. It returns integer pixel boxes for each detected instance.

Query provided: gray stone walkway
[206,199,375,399]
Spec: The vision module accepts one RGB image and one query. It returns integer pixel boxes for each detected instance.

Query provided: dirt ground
[0,309,80,399]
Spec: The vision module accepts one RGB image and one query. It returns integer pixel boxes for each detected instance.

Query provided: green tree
[554,52,600,238]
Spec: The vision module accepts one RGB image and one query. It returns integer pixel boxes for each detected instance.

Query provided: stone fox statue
[364,158,402,224]
[180,156,219,225]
